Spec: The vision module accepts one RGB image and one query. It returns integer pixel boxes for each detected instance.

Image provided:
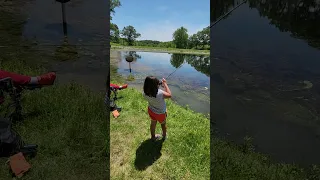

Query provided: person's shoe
[119,84,128,90]
[162,134,167,141]
[151,134,161,141]
[37,72,56,86]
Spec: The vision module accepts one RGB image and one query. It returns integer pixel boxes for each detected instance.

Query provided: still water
[212,0,320,166]
[117,51,210,116]
[20,0,109,92]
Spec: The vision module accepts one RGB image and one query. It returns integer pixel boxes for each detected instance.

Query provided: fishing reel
[159,80,163,86]
[108,84,128,112]
[0,77,42,122]
[159,79,167,87]
[0,78,39,158]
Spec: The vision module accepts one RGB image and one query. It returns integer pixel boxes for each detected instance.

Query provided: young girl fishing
[143,76,172,141]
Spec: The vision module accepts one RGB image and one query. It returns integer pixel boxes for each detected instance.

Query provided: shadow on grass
[23,110,42,119]
[134,139,164,171]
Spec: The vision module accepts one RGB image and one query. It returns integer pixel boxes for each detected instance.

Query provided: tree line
[110,0,210,50]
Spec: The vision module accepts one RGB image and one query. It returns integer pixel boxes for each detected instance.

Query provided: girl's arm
[162,78,171,99]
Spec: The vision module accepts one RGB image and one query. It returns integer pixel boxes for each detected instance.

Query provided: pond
[13,0,109,92]
[116,51,210,116]
[212,0,320,166]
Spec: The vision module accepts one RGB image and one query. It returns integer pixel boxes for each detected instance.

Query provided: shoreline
[111,45,210,55]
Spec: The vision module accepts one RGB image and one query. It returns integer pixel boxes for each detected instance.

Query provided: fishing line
[165,63,185,79]
[210,0,247,28]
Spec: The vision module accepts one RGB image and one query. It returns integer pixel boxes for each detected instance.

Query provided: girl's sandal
[162,134,167,141]
[152,134,161,141]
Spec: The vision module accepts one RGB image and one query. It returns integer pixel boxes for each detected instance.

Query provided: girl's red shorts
[148,107,167,124]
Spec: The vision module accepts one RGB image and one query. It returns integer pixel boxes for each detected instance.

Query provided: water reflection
[212,0,320,48]
[170,54,185,68]
[211,0,244,23]
[211,0,320,166]
[54,37,79,61]
[248,0,320,49]
[57,0,69,37]
[168,54,210,77]
[185,55,210,77]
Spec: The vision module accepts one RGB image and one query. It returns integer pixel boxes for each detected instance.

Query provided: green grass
[0,83,108,180]
[109,79,210,180]
[110,43,210,55]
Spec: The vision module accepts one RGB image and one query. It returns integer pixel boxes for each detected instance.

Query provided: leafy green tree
[110,0,121,43]
[120,25,141,46]
[188,34,200,49]
[158,41,175,48]
[187,27,210,50]
[110,0,121,20]
[136,40,161,47]
[110,23,120,43]
[197,27,210,49]
[173,27,189,49]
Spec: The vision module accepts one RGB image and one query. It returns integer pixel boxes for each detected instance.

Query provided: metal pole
[61,3,67,37]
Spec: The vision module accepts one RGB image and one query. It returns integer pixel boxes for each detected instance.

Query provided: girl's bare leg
[150,120,157,139]
[161,122,167,137]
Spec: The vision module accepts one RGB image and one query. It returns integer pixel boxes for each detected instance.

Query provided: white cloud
[156,6,169,11]
[136,20,207,42]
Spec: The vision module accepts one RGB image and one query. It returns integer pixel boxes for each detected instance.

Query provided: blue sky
[111,0,209,42]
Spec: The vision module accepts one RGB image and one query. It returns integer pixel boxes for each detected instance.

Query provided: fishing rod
[210,0,247,28]
[165,63,184,79]
[158,63,184,85]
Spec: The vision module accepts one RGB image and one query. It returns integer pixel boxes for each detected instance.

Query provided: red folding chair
[105,83,128,112]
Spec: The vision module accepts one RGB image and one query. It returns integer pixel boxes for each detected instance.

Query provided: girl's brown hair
[143,76,160,98]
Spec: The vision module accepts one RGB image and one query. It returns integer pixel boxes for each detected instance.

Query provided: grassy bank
[0,2,108,179]
[110,79,210,179]
[111,43,210,55]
